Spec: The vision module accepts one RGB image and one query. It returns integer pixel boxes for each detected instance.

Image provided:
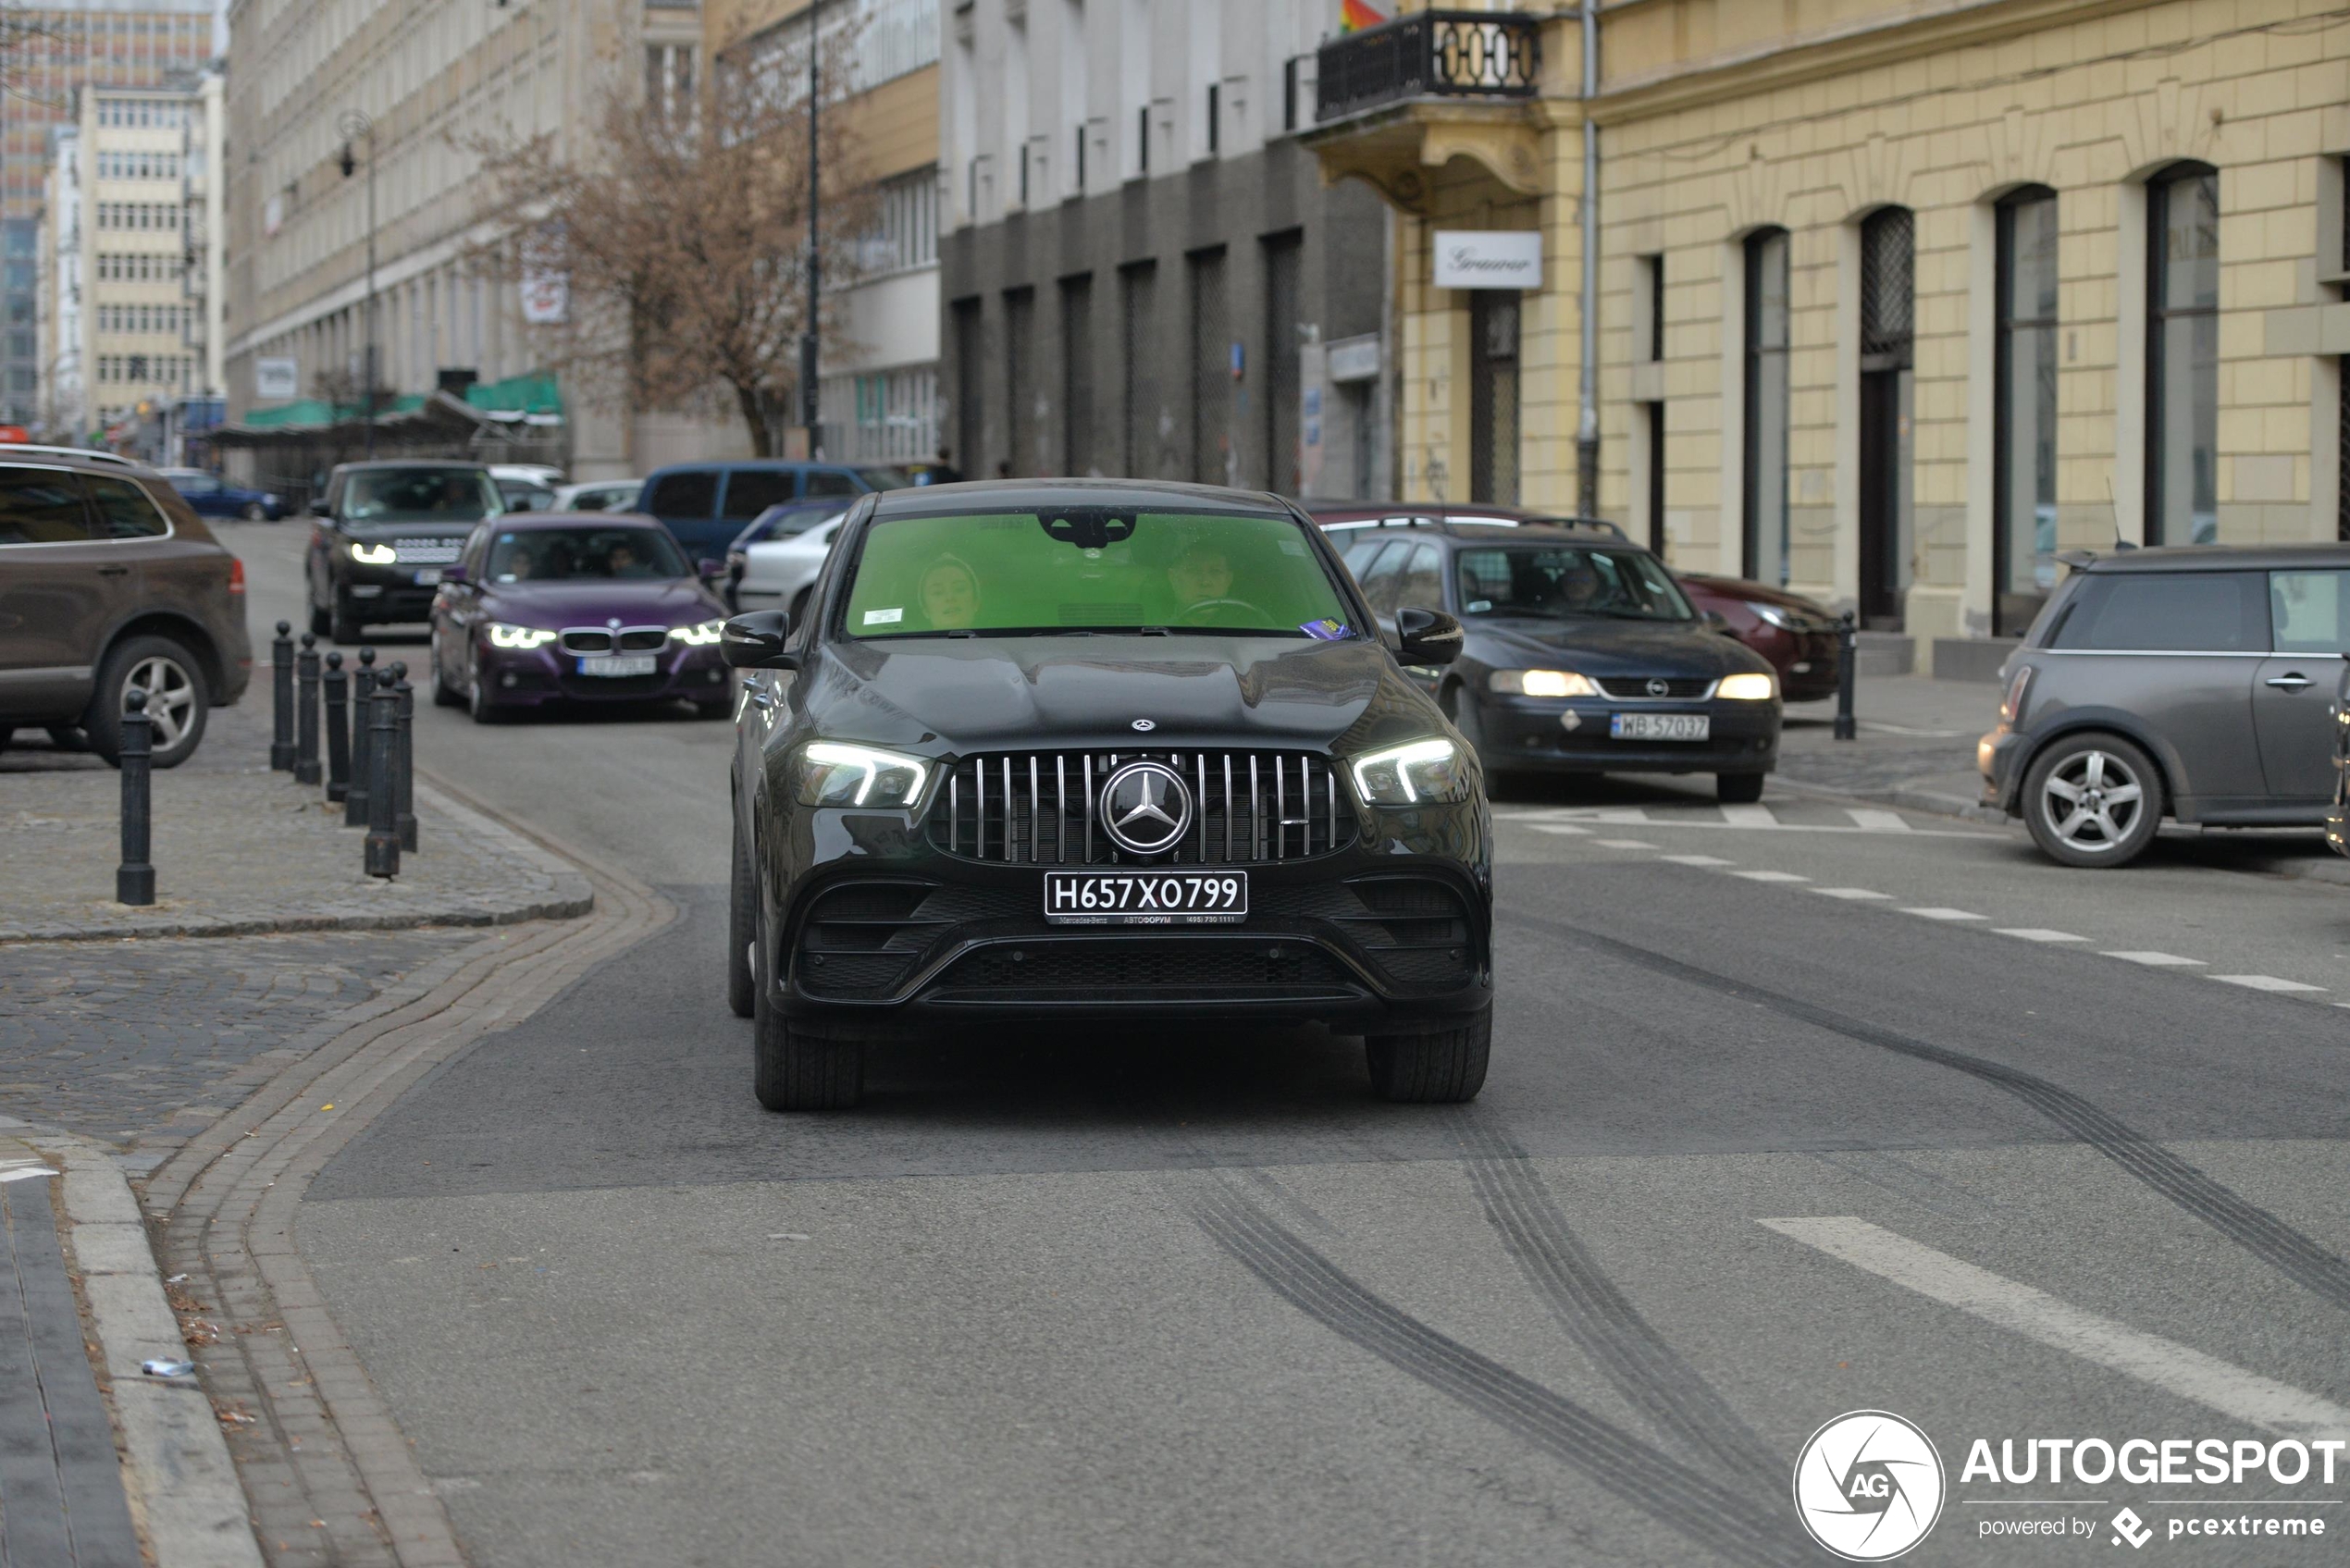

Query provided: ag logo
[1099,760,1192,856]
[1793,1410,1945,1562]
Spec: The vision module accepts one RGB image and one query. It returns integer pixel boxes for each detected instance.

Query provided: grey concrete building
[941,0,1392,499]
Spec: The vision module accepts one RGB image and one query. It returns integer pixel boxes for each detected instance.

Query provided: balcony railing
[1314,11,1541,125]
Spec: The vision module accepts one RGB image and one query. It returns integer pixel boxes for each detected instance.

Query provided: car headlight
[670,618,725,646]
[486,623,558,650]
[1350,738,1468,806]
[1489,669,1598,698]
[798,742,929,808]
[1750,604,1792,630]
[1716,672,1777,700]
[349,541,397,565]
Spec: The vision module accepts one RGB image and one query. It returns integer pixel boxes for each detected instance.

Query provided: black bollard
[364,682,401,878]
[389,661,417,853]
[1834,611,1858,742]
[345,647,377,827]
[323,651,351,802]
[117,687,155,905]
[294,633,322,785]
[268,620,295,771]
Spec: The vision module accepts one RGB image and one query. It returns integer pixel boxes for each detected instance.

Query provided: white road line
[1660,854,1737,867]
[1593,838,1656,849]
[1526,823,1592,835]
[1718,805,1778,829]
[1995,929,2086,944]
[2103,951,2206,968]
[1812,887,1893,900]
[1732,870,1811,883]
[1844,808,1913,833]
[2210,974,2328,994]
[1759,1218,2350,1442]
[1901,907,1988,921]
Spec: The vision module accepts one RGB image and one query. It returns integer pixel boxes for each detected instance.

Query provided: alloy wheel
[2037,747,2145,854]
[124,655,197,751]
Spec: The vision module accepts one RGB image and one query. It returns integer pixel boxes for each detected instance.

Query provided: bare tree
[466,23,877,457]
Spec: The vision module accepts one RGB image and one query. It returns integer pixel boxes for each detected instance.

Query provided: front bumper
[1978,723,2025,814]
[1474,693,1780,775]
[337,561,447,624]
[476,638,734,706]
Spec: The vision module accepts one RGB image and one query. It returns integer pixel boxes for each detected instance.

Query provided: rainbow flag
[1340,0,1385,31]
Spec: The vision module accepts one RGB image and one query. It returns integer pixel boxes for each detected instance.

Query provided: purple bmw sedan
[427,514,736,722]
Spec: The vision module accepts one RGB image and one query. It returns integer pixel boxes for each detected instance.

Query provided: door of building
[1858,208,1914,629]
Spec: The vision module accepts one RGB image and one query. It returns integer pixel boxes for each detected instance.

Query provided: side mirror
[1394,606,1464,667]
[439,562,468,585]
[721,610,797,669]
[697,557,724,580]
[1701,610,1736,634]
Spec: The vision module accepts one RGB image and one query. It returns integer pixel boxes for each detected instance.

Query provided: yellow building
[1307,0,2350,673]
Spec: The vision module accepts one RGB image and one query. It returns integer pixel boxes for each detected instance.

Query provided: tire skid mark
[1192,1181,1814,1568]
[1451,1113,1785,1493]
[1503,909,2350,1316]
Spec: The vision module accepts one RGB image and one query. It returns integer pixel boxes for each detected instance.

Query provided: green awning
[464,371,562,419]
[236,394,427,431]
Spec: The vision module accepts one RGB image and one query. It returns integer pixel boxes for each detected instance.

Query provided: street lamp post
[336,110,377,460]
[798,1,820,445]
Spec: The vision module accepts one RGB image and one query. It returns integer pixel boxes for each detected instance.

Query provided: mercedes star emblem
[1131,719,1156,732]
[1645,678,1671,698]
[1099,760,1193,856]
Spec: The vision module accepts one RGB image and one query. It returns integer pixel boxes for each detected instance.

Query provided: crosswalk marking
[2102,951,2204,967]
[1995,929,2085,943]
[1493,804,1978,838]
[1717,804,1778,829]
[2211,974,2327,994]
[1761,1218,2350,1441]
[1901,907,1987,921]
[1593,838,1656,849]
[1812,887,1891,900]
[1843,808,1912,833]
[1660,854,1736,867]
[1732,870,1810,883]
[1527,823,1591,835]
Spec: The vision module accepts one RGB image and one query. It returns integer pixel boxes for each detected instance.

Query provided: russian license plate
[413,568,441,586]
[1610,712,1711,741]
[1044,870,1248,926]
[577,654,658,678]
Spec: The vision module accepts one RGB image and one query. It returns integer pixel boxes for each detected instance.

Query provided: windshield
[1454,546,1693,622]
[856,464,916,491]
[343,467,501,525]
[485,526,689,583]
[843,508,1354,638]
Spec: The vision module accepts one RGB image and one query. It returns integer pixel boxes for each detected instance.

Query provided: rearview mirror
[721,610,796,669]
[1394,606,1464,667]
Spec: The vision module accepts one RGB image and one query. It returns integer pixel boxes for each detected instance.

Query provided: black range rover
[723,480,1493,1111]
[305,461,504,643]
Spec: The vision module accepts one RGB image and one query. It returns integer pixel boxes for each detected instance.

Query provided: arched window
[1742,228,1789,583]
[1858,207,1915,624]
[2146,162,2218,546]
[1995,187,2059,636]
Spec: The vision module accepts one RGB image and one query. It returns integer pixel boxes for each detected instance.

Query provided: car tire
[1716,772,1766,805]
[428,634,464,708]
[241,501,268,522]
[467,655,503,725]
[308,600,331,638]
[751,902,861,1110]
[1365,1010,1490,1104]
[727,815,756,1019]
[85,635,209,770]
[2022,731,2163,868]
[0,726,12,754]
[45,724,88,752]
[328,595,363,647]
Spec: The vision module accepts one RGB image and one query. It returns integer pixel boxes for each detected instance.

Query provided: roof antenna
[2106,477,2136,551]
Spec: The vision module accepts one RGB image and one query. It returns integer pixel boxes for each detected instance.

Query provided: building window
[1995,186,2059,637]
[1189,248,1231,486]
[862,168,937,274]
[1859,206,1915,625]
[1004,286,1035,475]
[1639,253,1664,363]
[1205,82,1219,154]
[1469,291,1520,506]
[1263,231,1302,492]
[1060,273,1093,475]
[1741,228,1790,584]
[1120,261,1158,477]
[1646,401,1666,554]
[646,43,696,123]
[2147,161,2219,546]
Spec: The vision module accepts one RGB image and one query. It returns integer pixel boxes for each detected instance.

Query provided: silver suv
[1979,544,2348,867]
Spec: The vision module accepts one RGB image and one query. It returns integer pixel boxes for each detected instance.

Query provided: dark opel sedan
[427,516,734,721]
[1332,521,1783,802]
[723,480,1493,1112]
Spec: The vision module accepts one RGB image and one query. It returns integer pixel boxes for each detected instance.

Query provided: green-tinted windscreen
[841,510,1355,637]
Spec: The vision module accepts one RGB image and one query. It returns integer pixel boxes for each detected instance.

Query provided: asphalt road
[221,521,2350,1566]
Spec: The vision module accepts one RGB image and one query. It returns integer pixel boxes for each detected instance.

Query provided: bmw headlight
[798,742,929,808]
[670,618,725,647]
[349,541,397,565]
[1750,604,1793,630]
[1349,738,1467,806]
[1489,669,1597,698]
[487,623,558,650]
[1716,672,1777,700]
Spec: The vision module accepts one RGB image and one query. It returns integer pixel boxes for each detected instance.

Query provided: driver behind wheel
[1167,542,1234,615]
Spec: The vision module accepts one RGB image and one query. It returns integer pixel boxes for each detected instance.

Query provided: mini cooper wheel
[1365,1010,1490,1104]
[751,901,862,1110]
[2022,732,2162,868]
[726,815,756,1019]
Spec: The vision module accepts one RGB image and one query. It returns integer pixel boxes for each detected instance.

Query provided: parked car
[551,479,642,513]
[160,467,286,523]
[726,504,847,614]
[2328,654,2348,860]
[1979,543,2350,866]
[637,461,905,565]
[489,464,562,514]
[304,461,503,643]
[1305,500,1627,542]
[721,478,1492,1110]
[427,515,734,722]
[1674,574,1844,702]
[1326,517,1782,802]
[0,447,251,767]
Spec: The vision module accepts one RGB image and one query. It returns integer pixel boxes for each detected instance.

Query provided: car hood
[806,634,1441,756]
[477,578,724,628]
[1677,573,1833,617]
[1466,616,1773,677]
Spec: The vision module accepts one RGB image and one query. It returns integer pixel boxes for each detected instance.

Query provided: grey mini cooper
[1979,543,2349,867]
